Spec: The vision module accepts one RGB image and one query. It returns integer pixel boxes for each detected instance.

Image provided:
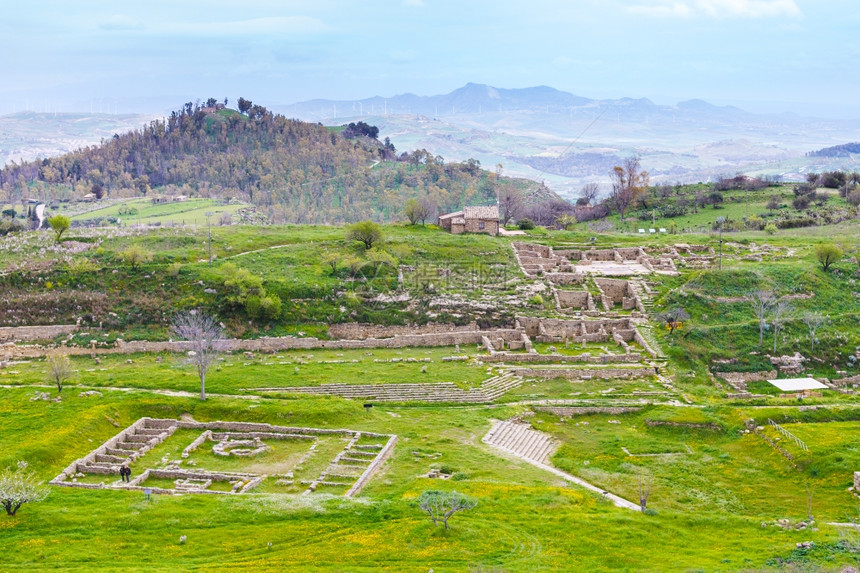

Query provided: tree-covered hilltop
[0,99,558,224]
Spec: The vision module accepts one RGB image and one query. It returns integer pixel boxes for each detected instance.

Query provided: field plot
[52,418,396,497]
[537,409,860,522]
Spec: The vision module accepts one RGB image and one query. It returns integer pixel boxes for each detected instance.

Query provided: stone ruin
[51,418,397,498]
[512,242,678,278]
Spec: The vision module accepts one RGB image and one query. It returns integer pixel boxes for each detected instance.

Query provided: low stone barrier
[510,366,652,380]
[0,324,77,342]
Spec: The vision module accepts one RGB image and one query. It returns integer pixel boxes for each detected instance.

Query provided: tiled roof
[463,205,499,220]
[438,210,464,220]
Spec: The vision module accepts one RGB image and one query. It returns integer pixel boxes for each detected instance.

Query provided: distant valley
[4,84,860,200]
[280,83,860,197]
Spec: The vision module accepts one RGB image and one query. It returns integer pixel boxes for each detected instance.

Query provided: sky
[3,0,860,118]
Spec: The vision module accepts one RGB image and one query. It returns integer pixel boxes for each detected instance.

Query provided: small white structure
[649,228,656,234]
[638,229,645,234]
[768,378,827,392]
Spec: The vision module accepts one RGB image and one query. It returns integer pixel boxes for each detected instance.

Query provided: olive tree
[0,462,48,517]
[170,310,225,401]
[416,490,476,530]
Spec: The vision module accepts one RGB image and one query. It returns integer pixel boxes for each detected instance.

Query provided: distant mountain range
[279,83,860,197]
[4,83,860,199]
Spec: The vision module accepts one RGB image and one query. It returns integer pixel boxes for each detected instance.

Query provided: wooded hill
[0,100,558,224]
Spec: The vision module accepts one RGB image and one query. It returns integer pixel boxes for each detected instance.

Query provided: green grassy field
[3,385,859,571]
[68,197,248,226]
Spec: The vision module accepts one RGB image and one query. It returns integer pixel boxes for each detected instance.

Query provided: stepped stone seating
[483,420,557,465]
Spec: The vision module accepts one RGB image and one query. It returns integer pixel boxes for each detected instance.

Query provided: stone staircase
[77,421,176,475]
[253,373,523,403]
[482,420,557,464]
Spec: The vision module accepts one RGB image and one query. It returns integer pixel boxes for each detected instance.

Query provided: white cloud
[629,0,801,19]
[402,0,426,6]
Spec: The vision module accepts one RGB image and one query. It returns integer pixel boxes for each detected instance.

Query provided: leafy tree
[404,198,429,225]
[346,221,383,250]
[246,294,282,321]
[416,490,476,530]
[237,97,253,115]
[815,243,843,272]
[610,156,649,221]
[91,183,105,200]
[45,352,74,394]
[48,214,70,243]
[848,188,860,207]
[708,191,724,208]
[170,310,224,401]
[120,244,153,270]
[0,462,48,517]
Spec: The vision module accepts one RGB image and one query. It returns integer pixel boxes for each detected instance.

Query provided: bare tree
[578,182,600,206]
[498,185,524,226]
[416,490,477,530]
[170,310,225,401]
[45,352,74,394]
[748,290,774,347]
[0,461,48,516]
[655,307,690,337]
[637,471,652,511]
[802,312,828,354]
[769,299,793,354]
[609,156,649,221]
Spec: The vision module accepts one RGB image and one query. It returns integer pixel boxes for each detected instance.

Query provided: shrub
[529,294,544,306]
[167,262,182,277]
[517,218,536,230]
[0,219,24,236]
[120,244,154,270]
[764,223,777,235]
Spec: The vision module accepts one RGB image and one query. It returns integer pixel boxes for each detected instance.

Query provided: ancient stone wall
[544,272,583,285]
[534,406,642,416]
[0,325,77,342]
[483,352,643,364]
[556,290,589,309]
[328,322,478,340]
[510,366,652,380]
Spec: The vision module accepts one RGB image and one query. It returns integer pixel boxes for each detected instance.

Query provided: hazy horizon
[3,1,860,120]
